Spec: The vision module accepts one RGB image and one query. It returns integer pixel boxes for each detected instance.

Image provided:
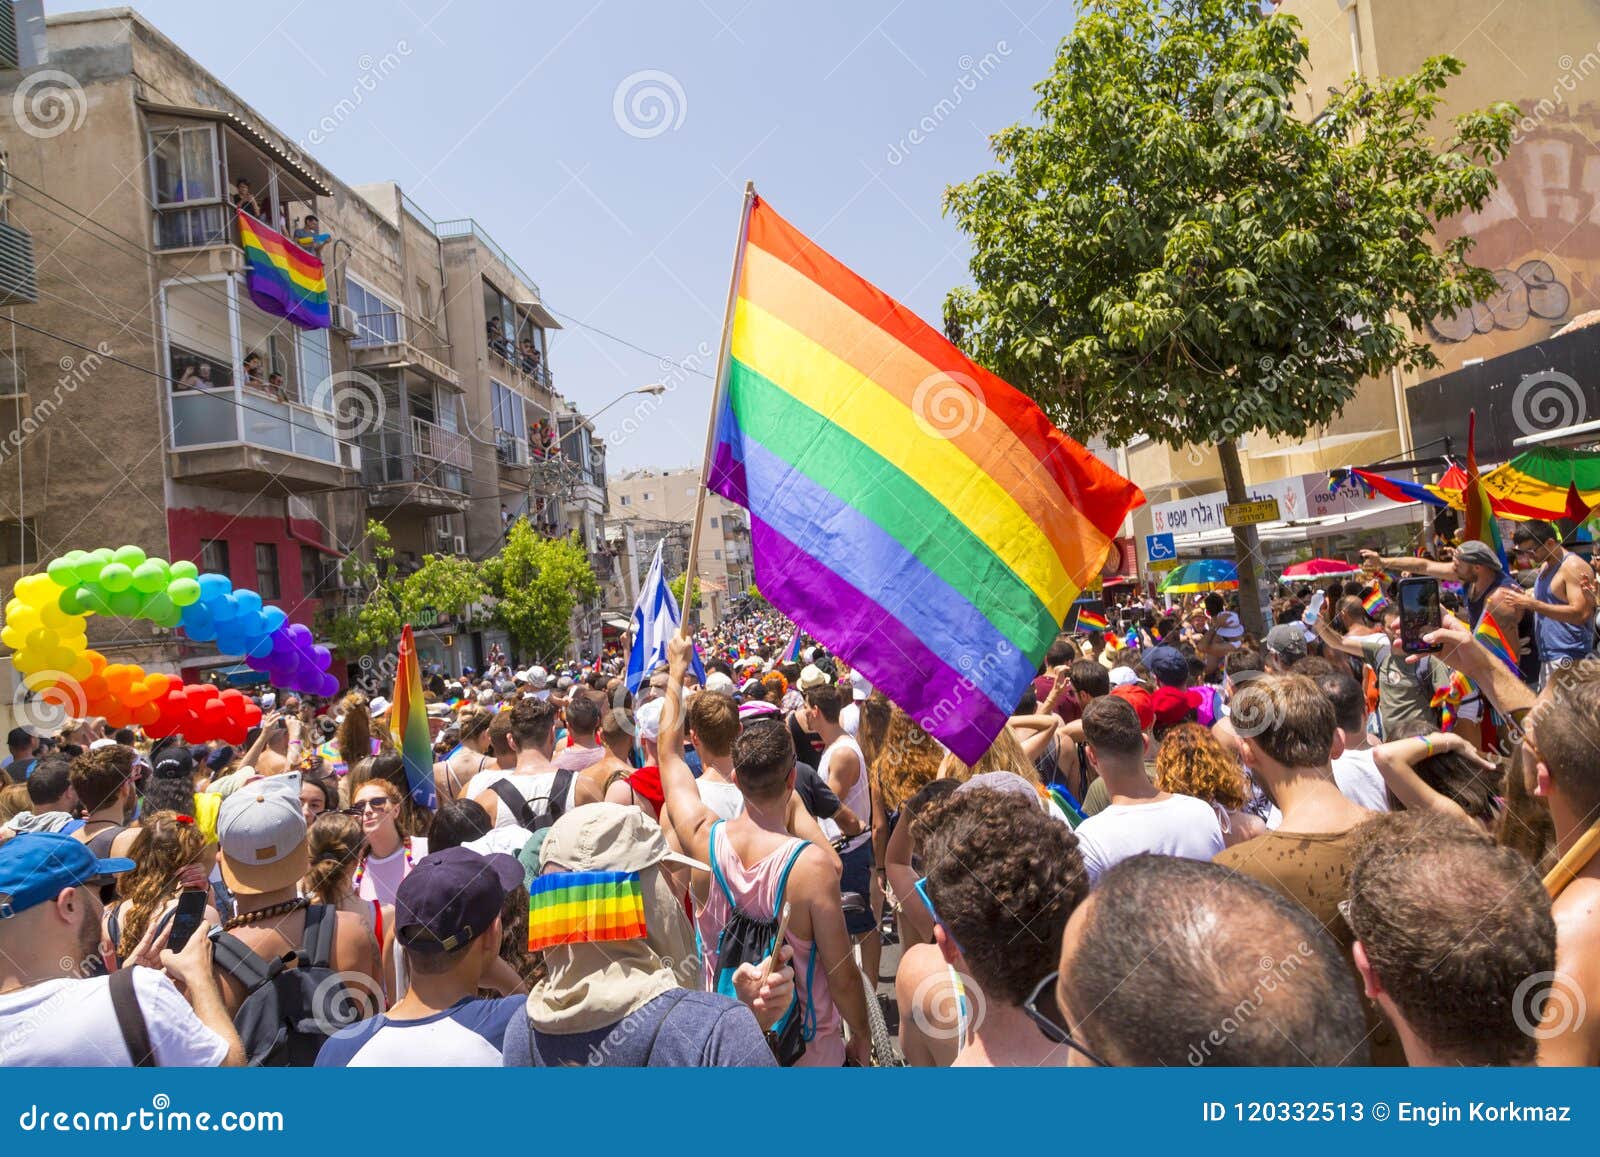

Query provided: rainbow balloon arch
[4,545,338,744]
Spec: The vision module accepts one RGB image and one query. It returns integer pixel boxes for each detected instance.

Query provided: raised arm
[1360,548,1453,580]
[1311,616,1365,659]
[1370,734,1478,823]
[659,634,717,864]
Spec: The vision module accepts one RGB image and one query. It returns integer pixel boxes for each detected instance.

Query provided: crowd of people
[2,539,1598,1069]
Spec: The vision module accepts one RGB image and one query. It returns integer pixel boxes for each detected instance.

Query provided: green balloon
[107,589,142,617]
[88,547,115,566]
[46,557,78,587]
[78,586,111,615]
[131,560,170,594]
[170,560,199,581]
[98,563,133,593]
[56,586,86,615]
[112,545,147,569]
[142,593,179,627]
[167,577,201,607]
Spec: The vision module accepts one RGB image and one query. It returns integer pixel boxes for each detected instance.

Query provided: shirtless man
[1506,520,1597,687]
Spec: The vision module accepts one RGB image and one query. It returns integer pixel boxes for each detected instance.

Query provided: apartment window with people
[254,543,280,600]
[149,124,226,249]
[199,537,230,577]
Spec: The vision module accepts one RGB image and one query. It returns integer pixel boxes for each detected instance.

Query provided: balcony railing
[436,218,541,300]
[412,417,472,470]
[170,387,350,467]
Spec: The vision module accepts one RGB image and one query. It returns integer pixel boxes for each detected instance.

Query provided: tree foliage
[669,573,702,610]
[325,520,489,657]
[942,0,1516,450]
[480,520,600,663]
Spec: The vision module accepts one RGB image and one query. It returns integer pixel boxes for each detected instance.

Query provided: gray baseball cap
[216,773,307,896]
[1453,540,1503,570]
[1264,623,1310,662]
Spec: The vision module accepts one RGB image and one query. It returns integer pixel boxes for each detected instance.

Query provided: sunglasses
[346,799,391,815]
[1022,972,1112,1066]
[913,877,964,955]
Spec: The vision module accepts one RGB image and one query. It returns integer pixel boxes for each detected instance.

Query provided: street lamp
[585,382,667,424]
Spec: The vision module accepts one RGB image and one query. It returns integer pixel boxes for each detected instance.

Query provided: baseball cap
[556,676,574,691]
[1151,686,1203,729]
[88,737,117,751]
[395,847,524,953]
[797,664,832,690]
[1108,665,1141,688]
[540,802,707,875]
[705,671,736,695]
[1144,645,1190,687]
[1264,623,1310,662]
[1111,684,1155,731]
[851,673,872,701]
[216,774,308,895]
[1453,540,1503,570]
[529,666,548,684]
[634,697,664,742]
[151,744,196,780]
[0,831,134,916]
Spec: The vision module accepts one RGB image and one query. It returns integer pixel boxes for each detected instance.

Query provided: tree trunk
[1218,438,1270,638]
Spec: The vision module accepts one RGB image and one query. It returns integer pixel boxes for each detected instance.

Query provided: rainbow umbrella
[1157,559,1239,594]
[1279,558,1364,582]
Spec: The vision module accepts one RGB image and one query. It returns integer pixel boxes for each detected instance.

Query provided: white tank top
[818,734,871,852]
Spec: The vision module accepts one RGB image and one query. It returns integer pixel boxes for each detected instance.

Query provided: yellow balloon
[0,626,22,649]
[13,650,44,675]
[5,607,40,634]
[38,603,74,629]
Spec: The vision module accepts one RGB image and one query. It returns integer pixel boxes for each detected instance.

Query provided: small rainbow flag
[1361,584,1388,616]
[392,624,437,809]
[237,212,330,330]
[781,625,803,664]
[1474,613,1520,675]
[1076,608,1109,632]
[1430,669,1474,732]
[527,870,647,951]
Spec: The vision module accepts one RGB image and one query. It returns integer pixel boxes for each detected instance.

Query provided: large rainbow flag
[391,624,436,809]
[1463,411,1508,569]
[706,193,1144,762]
[237,211,331,330]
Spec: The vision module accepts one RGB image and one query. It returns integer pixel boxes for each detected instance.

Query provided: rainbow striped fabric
[1076,608,1109,632]
[237,211,330,330]
[527,870,648,951]
[391,624,436,809]
[1463,411,1508,570]
[1474,613,1520,675]
[781,625,802,663]
[708,195,1143,762]
[1361,584,1387,616]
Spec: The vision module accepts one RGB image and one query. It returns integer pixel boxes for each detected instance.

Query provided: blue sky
[73,0,1074,469]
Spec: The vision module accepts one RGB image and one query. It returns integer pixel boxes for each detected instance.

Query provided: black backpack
[489,769,575,832]
[211,904,365,1066]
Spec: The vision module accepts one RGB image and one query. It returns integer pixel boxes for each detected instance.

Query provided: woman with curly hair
[894,786,1088,1066]
[105,811,218,965]
[873,705,948,814]
[1153,723,1266,848]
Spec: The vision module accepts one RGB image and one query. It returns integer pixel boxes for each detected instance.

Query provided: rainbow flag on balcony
[237,211,330,330]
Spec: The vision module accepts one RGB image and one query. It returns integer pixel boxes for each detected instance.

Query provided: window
[199,538,230,576]
[415,279,434,327]
[713,549,722,561]
[0,517,41,566]
[643,491,653,501]
[149,125,225,249]
[709,516,719,529]
[619,495,630,507]
[254,543,280,600]
[300,545,331,598]
[296,327,331,407]
[346,278,402,347]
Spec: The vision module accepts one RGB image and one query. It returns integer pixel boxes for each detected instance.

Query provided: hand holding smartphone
[165,889,208,953]
[1397,576,1442,654]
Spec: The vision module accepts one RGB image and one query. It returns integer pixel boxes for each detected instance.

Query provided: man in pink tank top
[658,635,871,1065]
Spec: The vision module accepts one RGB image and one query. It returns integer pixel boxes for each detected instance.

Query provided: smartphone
[1397,576,1442,654]
[166,889,208,953]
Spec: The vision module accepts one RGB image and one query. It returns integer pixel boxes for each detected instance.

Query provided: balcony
[351,310,461,389]
[496,429,531,471]
[363,418,472,516]
[168,390,359,494]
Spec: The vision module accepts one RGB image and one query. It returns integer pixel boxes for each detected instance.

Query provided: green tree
[746,584,769,610]
[482,520,600,663]
[943,0,1514,633]
[325,520,488,657]
[669,573,702,611]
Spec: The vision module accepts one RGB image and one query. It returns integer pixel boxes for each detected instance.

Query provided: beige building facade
[606,466,752,627]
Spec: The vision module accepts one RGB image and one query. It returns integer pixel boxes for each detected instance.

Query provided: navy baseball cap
[1145,645,1190,688]
[394,846,523,953]
[0,832,134,917]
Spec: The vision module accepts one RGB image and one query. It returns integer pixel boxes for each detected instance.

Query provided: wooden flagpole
[679,180,757,637]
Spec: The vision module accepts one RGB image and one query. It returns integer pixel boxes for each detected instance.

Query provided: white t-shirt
[462,766,513,801]
[817,734,871,853]
[0,968,229,1067]
[315,995,523,1067]
[476,770,578,832]
[697,778,745,821]
[1074,793,1225,886]
[1332,748,1390,813]
[839,703,860,736]
[357,836,429,906]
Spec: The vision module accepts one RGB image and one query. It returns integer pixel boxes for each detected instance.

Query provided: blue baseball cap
[0,832,134,918]
[1145,645,1190,688]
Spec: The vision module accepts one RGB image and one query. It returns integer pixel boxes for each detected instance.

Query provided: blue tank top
[1533,560,1594,662]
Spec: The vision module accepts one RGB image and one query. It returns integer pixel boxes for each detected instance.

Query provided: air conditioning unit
[207,248,245,275]
[331,303,359,337]
[452,535,467,555]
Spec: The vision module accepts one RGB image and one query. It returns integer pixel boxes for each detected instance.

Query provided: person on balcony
[266,372,288,403]
[231,179,262,219]
[243,352,265,388]
[486,318,510,359]
[517,340,540,375]
[293,215,331,257]
[176,360,220,390]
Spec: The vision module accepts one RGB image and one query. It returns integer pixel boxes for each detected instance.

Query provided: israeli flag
[626,542,707,693]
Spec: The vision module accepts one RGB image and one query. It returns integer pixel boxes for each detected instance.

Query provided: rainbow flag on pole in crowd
[1361,584,1388,616]
[237,211,331,330]
[392,624,437,809]
[1474,613,1521,676]
[1075,607,1109,632]
[1462,411,1508,570]
[706,192,1145,762]
[781,625,803,663]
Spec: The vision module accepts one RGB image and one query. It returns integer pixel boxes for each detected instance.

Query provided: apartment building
[1123,0,1600,575]
[606,467,752,627]
[0,7,600,698]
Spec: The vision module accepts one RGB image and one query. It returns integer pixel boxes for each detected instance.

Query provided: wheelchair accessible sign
[1145,533,1176,563]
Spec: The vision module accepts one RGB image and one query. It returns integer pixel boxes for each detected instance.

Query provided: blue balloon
[196,573,232,601]
[208,594,239,622]
[185,618,218,644]
[234,610,264,639]
[247,635,275,659]
[262,607,288,634]
[233,589,263,616]
[180,601,214,632]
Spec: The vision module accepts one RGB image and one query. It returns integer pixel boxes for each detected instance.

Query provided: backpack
[210,904,363,1066]
[706,821,815,1067]
[489,769,575,832]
